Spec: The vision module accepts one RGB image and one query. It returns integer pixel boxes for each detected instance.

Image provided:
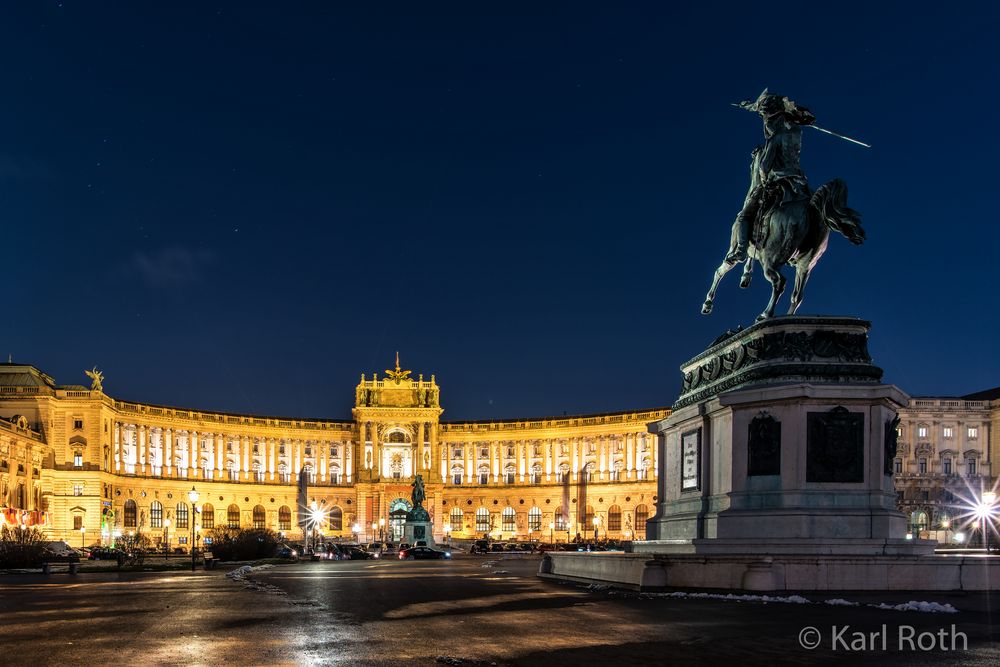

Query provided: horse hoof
[701,301,713,315]
[739,276,751,289]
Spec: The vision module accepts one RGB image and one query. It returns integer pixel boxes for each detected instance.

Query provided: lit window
[968,427,978,439]
[73,453,83,468]
[176,503,189,529]
[450,507,463,530]
[178,536,188,545]
[501,507,515,532]
[73,484,84,496]
[528,507,542,531]
[452,474,463,485]
[475,507,490,533]
[73,515,83,530]
[943,426,953,438]
[279,506,291,531]
[917,426,928,438]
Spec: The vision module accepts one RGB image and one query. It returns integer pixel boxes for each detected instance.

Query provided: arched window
[202,503,215,529]
[634,504,649,539]
[123,499,137,528]
[528,507,541,531]
[475,507,490,533]
[387,430,408,443]
[503,464,516,484]
[555,509,566,531]
[329,506,343,531]
[501,507,516,532]
[278,506,291,531]
[176,503,189,529]
[252,505,266,530]
[584,505,594,525]
[227,504,240,528]
[450,507,463,531]
[451,465,464,485]
[607,505,622,532]
[150,501,163,528]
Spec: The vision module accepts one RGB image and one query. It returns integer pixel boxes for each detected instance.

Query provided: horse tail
[810,178,865,245]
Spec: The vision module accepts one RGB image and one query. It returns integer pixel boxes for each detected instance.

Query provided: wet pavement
[2,556,999,666]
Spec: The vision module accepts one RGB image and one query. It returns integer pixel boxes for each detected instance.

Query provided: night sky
[3,3,998,420]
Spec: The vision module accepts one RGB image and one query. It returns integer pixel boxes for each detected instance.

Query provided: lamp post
[188,486,199,572]
[352,523,360,544]
[163,518,171,557]
[443,523,451,546]
[370,522,377,544]
[981,491,997,553]
[592,516,599,544]
[549,521,555,544]
[79,525,86,550]
[379,517,385,543]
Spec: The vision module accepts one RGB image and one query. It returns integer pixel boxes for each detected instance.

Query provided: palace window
[253,444,260,454]
[227,504,240,528]
[918,458,927,474]
[150,501,163,528]
[560,444,568,456]
[176,503,189,529]
[501,507,516,532]
[124,499,137,528]
[73,515,83,530]
[967,459,977,476]
[74,453,83,468]
[73,483,84,496]
[894,458,902,474]
[505,472,515,485]
[607,505,622,532]
[73,419,83,430]
[555,511,566,531]
[202,504,215,529]
[279,506,291,531]
[943,426,954,438]
[968,427,979,439]
[615,441,623,453]
[528,507,541,532]
[453,448,463,459]
[506,446,514,457]
[475,507,490,533]
[533,445,541,457]
[943,458,952,475]
[252,505,266,530]
[450,508,463,531]
[917,425,928,438]
[330,446,338,457]
[479,473,489,485]
[279,445,286,455]
[305,446,312,456]
[329,506,343,531]
[480,447,489,458]
[588,442,596,454]
[453,474,463,485]
[178,536,187,545]
[584,505,594,526]
[635,504,649,539]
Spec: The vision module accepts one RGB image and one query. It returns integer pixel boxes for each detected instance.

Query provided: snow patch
[869,601,958,614]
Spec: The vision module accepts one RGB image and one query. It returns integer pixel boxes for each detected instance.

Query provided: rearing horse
[702,178,864,321]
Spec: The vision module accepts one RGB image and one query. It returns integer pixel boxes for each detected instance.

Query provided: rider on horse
[725,90,817,263]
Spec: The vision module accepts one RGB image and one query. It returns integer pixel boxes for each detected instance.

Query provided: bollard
[69,562,79,575]
[42,562,51,575]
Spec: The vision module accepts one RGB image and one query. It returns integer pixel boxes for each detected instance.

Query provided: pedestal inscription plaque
[747,413,781,477]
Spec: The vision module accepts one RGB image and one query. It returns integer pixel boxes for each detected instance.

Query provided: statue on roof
[85,367,104,392]
[384,351,412,384]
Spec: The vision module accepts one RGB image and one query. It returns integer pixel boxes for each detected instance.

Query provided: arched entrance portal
[388,498,412,542]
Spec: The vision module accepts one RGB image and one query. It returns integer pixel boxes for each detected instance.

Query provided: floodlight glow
[954,532,966,543]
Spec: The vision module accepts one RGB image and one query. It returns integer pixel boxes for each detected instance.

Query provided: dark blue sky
[3,2,998,419]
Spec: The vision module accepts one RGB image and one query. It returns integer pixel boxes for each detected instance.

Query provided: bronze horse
[702,177,865,321]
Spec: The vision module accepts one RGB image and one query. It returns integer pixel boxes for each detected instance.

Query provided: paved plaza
[2,556,999,666]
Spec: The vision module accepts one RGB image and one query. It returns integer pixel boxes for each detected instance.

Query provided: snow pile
[226,564,284,595]
[434,656,497,666]
[480,561,499,568]
[824,598,859,607]
[656,591,810,604]
[870,601,958,614]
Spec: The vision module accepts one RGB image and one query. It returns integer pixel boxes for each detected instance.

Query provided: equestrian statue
[701,89,866,321]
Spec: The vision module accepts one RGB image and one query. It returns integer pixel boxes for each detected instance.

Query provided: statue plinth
[641,315,932,557]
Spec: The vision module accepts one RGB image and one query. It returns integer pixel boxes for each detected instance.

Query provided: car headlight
[445,552,452,558]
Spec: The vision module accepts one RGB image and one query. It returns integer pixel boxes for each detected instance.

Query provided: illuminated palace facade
[0,362,666,547]
[2,360,997,548]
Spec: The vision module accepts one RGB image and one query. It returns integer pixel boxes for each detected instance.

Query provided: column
[626,433,635,479]
[599,436,608,480]
[346,440,353,483]
[114,422,122,472]
[190,430,199,477]
[544,439,552,480]
[571,438,579,481]
[135,424,146,475]
[165,428,173,476]
[242,436,250,480]
[268,437,276,480]
[216,434,225,476]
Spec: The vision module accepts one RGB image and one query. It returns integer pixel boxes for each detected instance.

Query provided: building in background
[0,360,664,548]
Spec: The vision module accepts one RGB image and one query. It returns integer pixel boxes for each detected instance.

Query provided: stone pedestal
[641,316,932,557]
[403,521,435,547]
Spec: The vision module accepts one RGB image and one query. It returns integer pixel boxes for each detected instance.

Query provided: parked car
[398,546,452,560]
[276,543,298,559]
[87,547,124,561]
[41,541,82,562]
[488,543,506,553]
[470,540,490,554]
[343,546,375,560]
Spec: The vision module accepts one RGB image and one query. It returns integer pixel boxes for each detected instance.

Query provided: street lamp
[188,486,199,571]
[163,518,171,557]
[592,516,599,543]
[549,521,555,544]
[352,523,360,543]
[79,525,86,549]
[978,491,997,553]
[370,522,377,543]
[379,517,385,543]
[443,523,451,546]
